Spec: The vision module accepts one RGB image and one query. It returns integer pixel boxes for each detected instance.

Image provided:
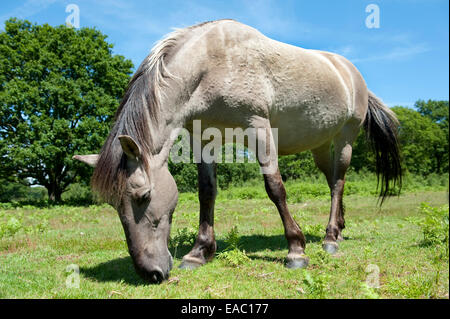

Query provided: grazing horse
[74,19,401,283]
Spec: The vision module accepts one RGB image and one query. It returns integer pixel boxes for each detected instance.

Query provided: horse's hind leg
[179,161,217,269]
[312,141,344,243]
[256,124,309,269]
[316,123,359,254]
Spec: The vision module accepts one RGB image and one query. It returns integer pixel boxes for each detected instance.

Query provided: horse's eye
[151,218,160,229]
[142,189,151,201]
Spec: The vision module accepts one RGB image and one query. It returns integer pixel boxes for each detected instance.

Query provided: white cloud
[0,0,58,22]
[329,45,355,57]
[351,43,431,63]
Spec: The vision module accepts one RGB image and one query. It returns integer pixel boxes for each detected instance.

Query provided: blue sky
[1,0,448,107]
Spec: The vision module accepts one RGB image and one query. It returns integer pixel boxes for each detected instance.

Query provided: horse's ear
[118,135,141,160]
[73,154,99,167]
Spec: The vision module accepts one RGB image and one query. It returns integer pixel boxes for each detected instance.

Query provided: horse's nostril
[147,270,164,284]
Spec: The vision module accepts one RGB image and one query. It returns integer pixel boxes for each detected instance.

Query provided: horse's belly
[272,102,348,154]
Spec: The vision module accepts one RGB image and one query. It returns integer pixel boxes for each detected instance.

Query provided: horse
[74,19,402,284]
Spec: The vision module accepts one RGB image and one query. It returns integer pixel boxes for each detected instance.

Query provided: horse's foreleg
[179,161,217,269]
[263,168,309,268]
[256,124,309,269]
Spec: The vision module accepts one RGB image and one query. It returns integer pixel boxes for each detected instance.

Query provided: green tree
[392,106,446,175]
[0,19,133,202]
[352,102,449,176]
[278,151,318,181]
[351,130,376,173]
[168,144,260,192]
[415,100,449,173]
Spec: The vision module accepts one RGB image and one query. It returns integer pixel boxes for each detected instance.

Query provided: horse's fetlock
[325,225,340,241]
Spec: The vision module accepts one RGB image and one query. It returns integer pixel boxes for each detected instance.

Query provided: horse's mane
[92,20,232,205]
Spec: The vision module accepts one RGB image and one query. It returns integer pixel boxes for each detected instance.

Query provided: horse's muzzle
[133,251,173,284]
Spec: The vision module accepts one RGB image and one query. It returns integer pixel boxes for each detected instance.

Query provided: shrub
[169,227,197,258]
[411,203,449,248]
[217,226,250,267]
[0,182,47,204]
[302,224,323,238]
[223,226,241,250]
[62,183,98,206]
[301,270,330,299]
[217,248,250,267]
[0,217,22,238]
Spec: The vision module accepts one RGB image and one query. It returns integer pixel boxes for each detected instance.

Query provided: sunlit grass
[0,185,448,299]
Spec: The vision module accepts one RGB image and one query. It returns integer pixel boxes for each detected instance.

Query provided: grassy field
[0,177,448,299]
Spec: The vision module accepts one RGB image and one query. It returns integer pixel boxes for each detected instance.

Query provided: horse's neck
[147,41,206,165]
[149,105,185,168]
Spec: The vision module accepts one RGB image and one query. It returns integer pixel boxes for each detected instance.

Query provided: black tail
[364,91,402,204]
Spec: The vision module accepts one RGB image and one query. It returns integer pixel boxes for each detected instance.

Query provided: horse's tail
[363,91,402,204]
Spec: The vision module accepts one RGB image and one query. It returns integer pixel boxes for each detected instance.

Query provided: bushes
[210,172,448,203]
[168,154,260,192]
[278,152,319,181]
[169,227,197,258]
[0,182,100,207]
[301,270,331,299]
[0,217,22,238]
[394,202,450,298]
[410,203,449,248]
[217,162,260,189]
[217,226,250,267]
[62,183,98,206]
[1,171,447,208]
[0,181,46,203]
[168,162,198,193]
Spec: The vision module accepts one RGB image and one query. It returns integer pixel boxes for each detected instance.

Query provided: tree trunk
[47,184,63,203]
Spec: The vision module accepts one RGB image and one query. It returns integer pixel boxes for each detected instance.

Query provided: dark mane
[91,20,234,204]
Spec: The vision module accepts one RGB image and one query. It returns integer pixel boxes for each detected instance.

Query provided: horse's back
[173,20,368,153]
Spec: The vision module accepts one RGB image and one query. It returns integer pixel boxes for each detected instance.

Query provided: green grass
[0,179,448,299]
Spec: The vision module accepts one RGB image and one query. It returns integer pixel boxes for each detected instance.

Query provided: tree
[0,19,133,202]
[415,99,449,173]
[278,151,318,181]
[350,130,376,173]
[351,102,449,176]
[391,106,446,175]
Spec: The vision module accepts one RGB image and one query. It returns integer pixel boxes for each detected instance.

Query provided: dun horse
[74,20,401,283]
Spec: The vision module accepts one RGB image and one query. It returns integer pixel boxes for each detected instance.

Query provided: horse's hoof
[286,254,309,269]
[337,234,344,242]
[322,241,339,254]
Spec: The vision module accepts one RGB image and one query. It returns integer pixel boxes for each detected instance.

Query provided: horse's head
[74,135,178,284]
